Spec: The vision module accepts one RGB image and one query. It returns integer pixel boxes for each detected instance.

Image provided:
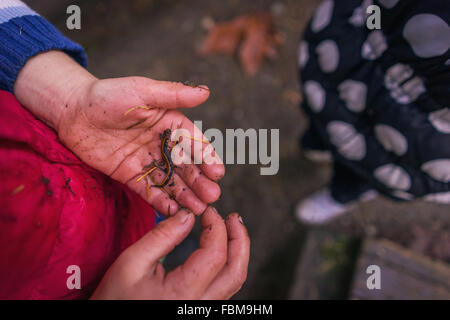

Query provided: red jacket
[0,91,156,299]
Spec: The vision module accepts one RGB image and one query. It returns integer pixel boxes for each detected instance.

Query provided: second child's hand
[91,207,250,300]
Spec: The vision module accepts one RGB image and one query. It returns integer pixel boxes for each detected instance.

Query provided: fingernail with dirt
[209,206,218,214]
[178,210,192,224]
[198,85,210,91]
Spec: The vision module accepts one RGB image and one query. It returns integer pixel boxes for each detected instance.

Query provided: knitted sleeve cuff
[0,2,87,93]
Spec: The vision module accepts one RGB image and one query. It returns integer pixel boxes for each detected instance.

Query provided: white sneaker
[295,188,378,225]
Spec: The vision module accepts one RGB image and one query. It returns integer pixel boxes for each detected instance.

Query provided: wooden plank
[289,230,360,299]
[351,239,450,300]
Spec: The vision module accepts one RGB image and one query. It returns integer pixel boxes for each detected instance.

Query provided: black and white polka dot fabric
[298,0,450,204]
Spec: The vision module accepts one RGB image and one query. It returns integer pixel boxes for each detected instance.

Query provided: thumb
[131,77,210,109]
[123,209,195,272]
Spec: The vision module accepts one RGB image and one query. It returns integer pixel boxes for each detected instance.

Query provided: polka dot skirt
[298,0,450,203]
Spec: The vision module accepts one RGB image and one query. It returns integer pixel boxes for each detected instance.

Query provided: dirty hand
[14,51,224,216]
[91,207,250,300]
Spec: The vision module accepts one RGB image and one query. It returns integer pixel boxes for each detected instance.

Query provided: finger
[132,77,210,109]
[172,115,225,181]
[122,209,195,274]
[175,163,221,204]
[126,173,179,216]
[147,168,207,215]
[202,213,250,300]
[166,207,227,298]
[147,186,179,217]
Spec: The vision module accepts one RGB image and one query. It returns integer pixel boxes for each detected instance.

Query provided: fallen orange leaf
[200,12,283,76]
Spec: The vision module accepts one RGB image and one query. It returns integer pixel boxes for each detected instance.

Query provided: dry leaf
[199,12,283,76]
[199,16,246,55]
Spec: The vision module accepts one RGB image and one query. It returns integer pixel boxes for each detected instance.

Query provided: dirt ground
[30,0,450,299]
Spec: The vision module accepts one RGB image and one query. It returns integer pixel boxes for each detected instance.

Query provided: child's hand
[91,207,250,300]
[58,76,224,216]
[15,51,224,216]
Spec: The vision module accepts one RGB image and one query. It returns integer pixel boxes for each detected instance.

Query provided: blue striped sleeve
[0,0,87,93]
